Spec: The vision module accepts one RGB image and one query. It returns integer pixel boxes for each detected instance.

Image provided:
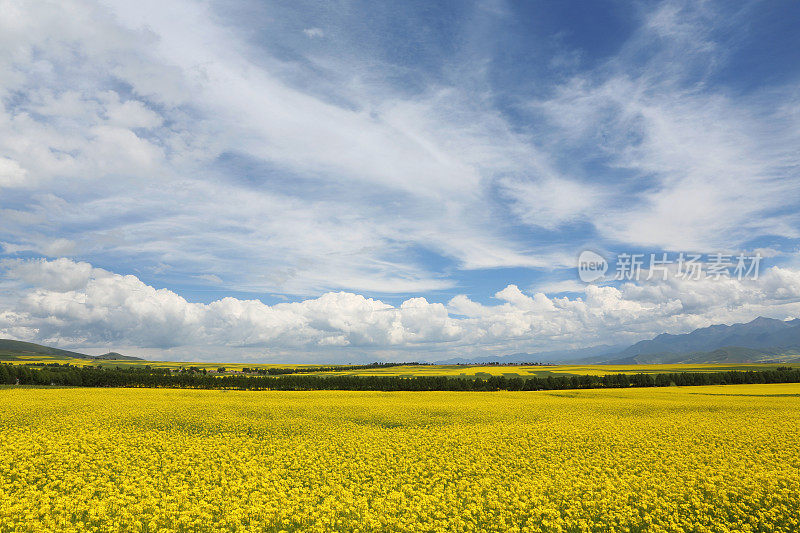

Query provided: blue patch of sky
[707,1,800,94]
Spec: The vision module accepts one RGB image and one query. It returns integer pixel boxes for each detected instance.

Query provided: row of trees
[2,363,799,391]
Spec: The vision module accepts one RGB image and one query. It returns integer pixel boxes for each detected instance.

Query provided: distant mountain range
[0,339,143,361]
[603,345,800,365]
[435,344,627,365]
[612,317,800,358]
[4,316,800,366]
[603,317,800,364]
[438,317,800,365]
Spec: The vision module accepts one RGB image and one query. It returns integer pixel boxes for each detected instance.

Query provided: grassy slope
[0,339,92,360]
[607,346,800,365]
[0,339,143,362]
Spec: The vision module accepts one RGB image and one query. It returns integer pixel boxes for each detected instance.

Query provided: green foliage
[2,362,799,392]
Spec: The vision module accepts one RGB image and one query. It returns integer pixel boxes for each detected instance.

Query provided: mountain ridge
[0,339,143,361]
[606,316,800,363]
[439,316,800,365]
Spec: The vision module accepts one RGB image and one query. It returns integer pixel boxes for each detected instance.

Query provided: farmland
[2,351,796,379]
[264,362,800,379]
[2,384,799,532]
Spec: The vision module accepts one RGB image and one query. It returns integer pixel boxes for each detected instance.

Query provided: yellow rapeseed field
[6,356,796,379]
[1,384,799,532]
[294,363,797,378]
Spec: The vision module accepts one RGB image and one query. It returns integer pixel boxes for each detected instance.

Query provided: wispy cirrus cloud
[0,0,568,296]
[523,0,800,251]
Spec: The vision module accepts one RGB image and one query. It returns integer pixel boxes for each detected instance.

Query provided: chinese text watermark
[578,251,761,283]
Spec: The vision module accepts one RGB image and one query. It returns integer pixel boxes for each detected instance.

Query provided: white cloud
[500,177,604,230]
[1,0,794,295]
[526,1,800,251]
[0,157,28,188]
[194,274,223,284]
[2,258,800,361]
[0,0,561,294]
[1,259,464,351]
[42,239,77,257]
[3,258,94,291]
[101,93,163,129]
[303,28,324,39]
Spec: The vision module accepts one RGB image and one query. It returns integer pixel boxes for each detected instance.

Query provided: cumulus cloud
[3,258,94,291]
[2,259,799,361]
[0,259,463,351]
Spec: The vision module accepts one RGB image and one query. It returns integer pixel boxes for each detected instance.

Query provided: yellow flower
[0,384,798,531]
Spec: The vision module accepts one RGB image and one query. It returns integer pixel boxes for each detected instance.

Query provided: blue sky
[1,0,799,361]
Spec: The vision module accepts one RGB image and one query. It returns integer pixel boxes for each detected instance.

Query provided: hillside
[0,339,142,362]
[95,352,143,361]
[607,346,800,365]
[0,339,93,359]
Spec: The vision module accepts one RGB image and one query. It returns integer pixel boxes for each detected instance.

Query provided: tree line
[2,363,799,391]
